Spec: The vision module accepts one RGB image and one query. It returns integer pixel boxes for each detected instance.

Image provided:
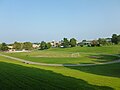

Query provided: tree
[40,41,46,50]
[13,42,23,50]
[98,38,107,45]
[62,38,70,48]
[1,43,9,51]
[23,42,33,50]
[46,42,51,49]
[112,34,118,44]
[70,38,77,47]
[117,35,120,43]
[91,40,99,47]
[0,44,2,50]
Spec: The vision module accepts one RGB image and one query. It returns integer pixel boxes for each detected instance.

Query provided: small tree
[40,41,46,50]
[98,38,107,45]
[112,34,118,44]
[46,42,51,49]
[70,38,77,47]
[23,42,33,50]
[13,42,23,50]
[62,38,69,48]
[1,43,9,51]
[91,40,99,47]
[0,44,2,50]
[117,35,120,43]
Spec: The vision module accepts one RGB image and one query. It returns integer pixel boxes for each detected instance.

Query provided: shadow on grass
[65,63,120,78]
[0,62,113,90]
[88,54,120,63]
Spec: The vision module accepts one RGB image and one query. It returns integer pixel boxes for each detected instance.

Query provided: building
[50,40,60,48]
[106,38,112,42]
[7,45,16,52]
[32,44,40,49]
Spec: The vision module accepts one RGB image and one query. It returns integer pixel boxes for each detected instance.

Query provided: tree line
[0,34,120,51]
[0,42,33,51]
[40,38,77,50]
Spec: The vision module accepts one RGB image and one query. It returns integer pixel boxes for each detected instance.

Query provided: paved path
[0,53,120,67]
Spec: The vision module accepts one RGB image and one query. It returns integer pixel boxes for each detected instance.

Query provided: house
[7,45,16,52]
[32,44,40,49]
[106,38,112,43]
[78,40,96,47]
[50,40,60,48]
[82,41,92,46]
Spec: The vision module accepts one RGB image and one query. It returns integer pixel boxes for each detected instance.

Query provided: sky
[0,0,120,43]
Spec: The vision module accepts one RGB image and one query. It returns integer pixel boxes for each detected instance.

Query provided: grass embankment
[0,56,120,90]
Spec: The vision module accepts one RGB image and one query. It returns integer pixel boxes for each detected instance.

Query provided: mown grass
[48,45,120,54]
[0,45,119,90]
[0,56,116,90]
[3,45,120,64]
[0,56,120,90]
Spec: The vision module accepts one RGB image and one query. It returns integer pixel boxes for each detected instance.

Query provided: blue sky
[0,0,120,43]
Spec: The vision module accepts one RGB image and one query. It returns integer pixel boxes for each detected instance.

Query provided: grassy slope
[48,45,120,54]
[3,45,120,64]
[0,56,120,90]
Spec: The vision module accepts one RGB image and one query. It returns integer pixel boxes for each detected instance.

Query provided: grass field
[3,45,120,64]
[0,45,120,90]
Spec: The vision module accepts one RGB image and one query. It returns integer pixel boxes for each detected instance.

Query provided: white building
[50,40,60,47]
[32,44,40,48]
[7,45,16,52]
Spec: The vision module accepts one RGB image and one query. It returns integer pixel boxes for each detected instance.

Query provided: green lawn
[0,55,120,90]
[0,45,120,89]
[3,45,120,64]
[48,45,120,54]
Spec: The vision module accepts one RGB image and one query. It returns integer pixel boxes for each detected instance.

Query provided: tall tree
[1,43,9,51]
[46,42,51,49]
[91,40,99,46]
[117,35,120,43]
[62,38,70,48]
[13,42,23,50]
[112,34,118,44]
[0,44,2,50]
[23,42,33,50]
[40,41,46,50]
[98,38,107,45]
[70,38,77,47]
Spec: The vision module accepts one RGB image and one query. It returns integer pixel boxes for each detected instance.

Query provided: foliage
[0,43,9,51]
[40,41,47,50]
[111,34,120,44]
[98,38,107,45]
[46,42,51,49]
[13,42,23,50]
[91,40,99,47]
[70,38,77,47]
[61,38,70,48]
[23,42,33,50]
[0,44,2,50]
[40,41,52,50]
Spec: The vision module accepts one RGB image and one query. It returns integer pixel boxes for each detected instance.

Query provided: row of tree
[0,42,33,51]
[13,42,33,50]
[0,34,119,51]
[61,38,77,48]
[98,34,120,45]
[40,38,77,50]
